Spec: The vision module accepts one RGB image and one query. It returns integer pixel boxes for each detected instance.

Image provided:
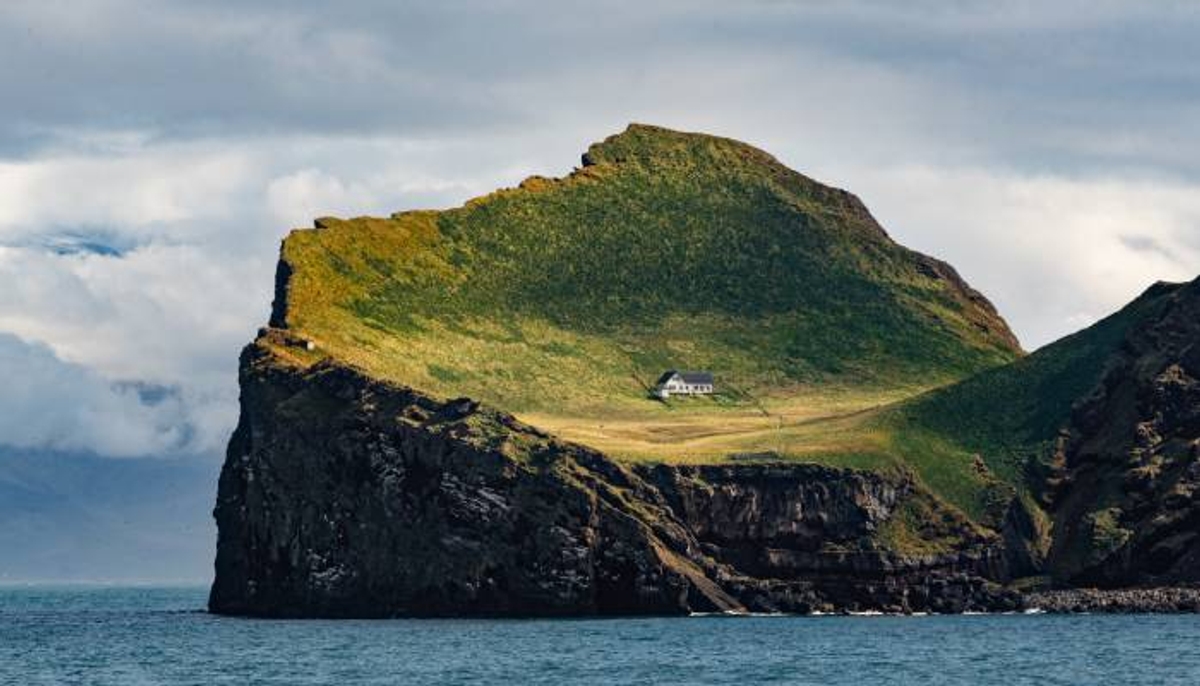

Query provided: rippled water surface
[3,586,1200,685]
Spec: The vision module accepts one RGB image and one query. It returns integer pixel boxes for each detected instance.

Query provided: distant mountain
[0,448,217,582]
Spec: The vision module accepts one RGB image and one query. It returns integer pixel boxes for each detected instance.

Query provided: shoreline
[7,583,1200,617]
[1023,587,1200,614]
[687,587,1200,617]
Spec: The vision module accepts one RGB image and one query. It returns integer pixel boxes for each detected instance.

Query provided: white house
[653,370,714,399]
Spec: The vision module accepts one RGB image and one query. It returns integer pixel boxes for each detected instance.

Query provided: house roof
[655,370,713,385]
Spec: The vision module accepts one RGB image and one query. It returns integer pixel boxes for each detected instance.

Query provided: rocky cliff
[1044,279,1200,586]
[210,334,1021,617]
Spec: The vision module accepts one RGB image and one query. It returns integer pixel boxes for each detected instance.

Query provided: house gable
[655,370,683,387]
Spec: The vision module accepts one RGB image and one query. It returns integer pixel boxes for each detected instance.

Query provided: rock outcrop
[1045,279,1200,586]
[209,336,1020,617]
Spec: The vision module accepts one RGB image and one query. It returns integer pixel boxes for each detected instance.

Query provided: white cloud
[0,332,228,456]
[0,143,260,241]
[840,165,1200,349]
[0,131,535,458]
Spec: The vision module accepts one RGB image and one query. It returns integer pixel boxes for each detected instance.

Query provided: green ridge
[274,124,1020,419]
[899,282,1181,474]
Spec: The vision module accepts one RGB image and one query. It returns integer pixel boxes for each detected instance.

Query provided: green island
[215,124,1199,617]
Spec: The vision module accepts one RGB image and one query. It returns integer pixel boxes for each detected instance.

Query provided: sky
[1,0,1199,460]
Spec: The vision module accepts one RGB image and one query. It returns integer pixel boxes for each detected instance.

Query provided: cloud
[0,130,535,459]
[0,0,525,149]
[0,333,228,456]
[838,165,1200,348]
[1,2,1197,175]
[1118,234,1181,263]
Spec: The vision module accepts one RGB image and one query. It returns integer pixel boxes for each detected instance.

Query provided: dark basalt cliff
[209,337,1022,617]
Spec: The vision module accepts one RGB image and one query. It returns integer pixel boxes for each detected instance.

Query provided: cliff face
[1045,280,1200,586]
[210,337,1021,617]
[211,340,705,617]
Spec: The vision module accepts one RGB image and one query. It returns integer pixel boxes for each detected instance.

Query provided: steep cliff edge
[210,335,1019,617]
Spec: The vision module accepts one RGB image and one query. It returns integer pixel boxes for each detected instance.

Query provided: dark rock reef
[210,336,1021,617]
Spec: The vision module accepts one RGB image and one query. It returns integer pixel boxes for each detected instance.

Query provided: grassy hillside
[873,281,1185,521]
[242,123,1200,559]
[898,282,1182,475]
[272,124,1018,445]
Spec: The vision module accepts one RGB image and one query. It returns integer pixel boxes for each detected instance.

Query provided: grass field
[519,385,906,462]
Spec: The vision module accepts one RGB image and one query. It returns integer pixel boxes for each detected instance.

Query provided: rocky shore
[1025,587,1200,614]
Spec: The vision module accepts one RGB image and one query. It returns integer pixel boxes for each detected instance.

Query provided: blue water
[3,586,1200,685]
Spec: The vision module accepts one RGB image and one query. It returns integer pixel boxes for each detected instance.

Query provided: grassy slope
[269,123,1030,518]
[880,282,1184,521]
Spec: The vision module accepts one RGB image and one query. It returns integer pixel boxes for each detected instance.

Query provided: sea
[3,585,1199,685]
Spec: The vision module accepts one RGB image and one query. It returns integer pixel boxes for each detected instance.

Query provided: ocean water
[3,586,1200,685]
